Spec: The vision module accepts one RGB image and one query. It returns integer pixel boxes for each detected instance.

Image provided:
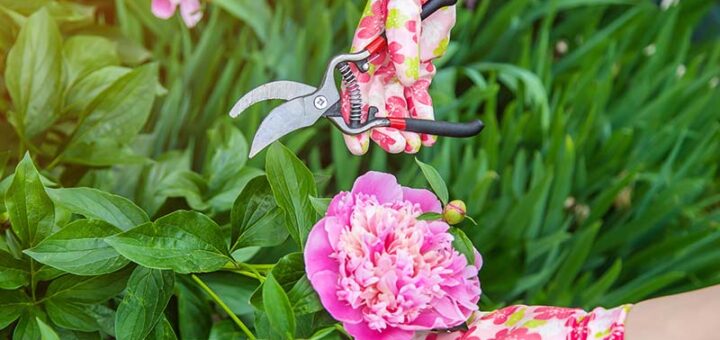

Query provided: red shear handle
[365,0,458,56]
[388,118,484,137]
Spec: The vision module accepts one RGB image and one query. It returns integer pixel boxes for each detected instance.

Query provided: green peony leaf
[200,272,258,316]
[47,187,149,230]
[415,158,450,205]
[203,121,249,194]
[36,317,60,340]
[146,315,177,340]
[449,227,475,266]
[64,66,131,115]
[62,35,119,87]
[24,219,129,275]
[0,290,30,329]
[231,176,287,250]
[308,196,331,216]
[5,8,62,138]
[5,153,54,248]
[63,62,158,158]
[176,277,213,340]
[115,266,175,340]
[45,300,113,333]
[286,275,323,315]
[44,266,133,304]
[0,249,29,289]
[265,143,318,249]
[263,273,296,340]
[208,320,245,340]
[12,305,45,340]
[416,212,443,221]
[105,211,231,273]
[250,253,321,315]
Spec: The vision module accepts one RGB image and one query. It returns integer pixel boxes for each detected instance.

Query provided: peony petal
[327,192,355,224]
[344,321,414,340]
[179,0,203,27]
[402,187,442,213]
[473,249,483,270]
[402,310,449,330]
[304,218,338,277]
[324,217,344,250]
[433,296,466,322]
[351,171,403,204]
[311,270,363,323]
[151,0,176,19]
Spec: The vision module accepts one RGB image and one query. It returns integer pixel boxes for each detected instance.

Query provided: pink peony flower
[305,171,482,340]
[151,0,203,28]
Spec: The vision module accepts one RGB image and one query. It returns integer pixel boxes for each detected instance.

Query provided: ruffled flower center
[333,194,466,331]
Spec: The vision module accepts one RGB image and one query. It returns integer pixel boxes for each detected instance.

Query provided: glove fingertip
[343,133,370,155]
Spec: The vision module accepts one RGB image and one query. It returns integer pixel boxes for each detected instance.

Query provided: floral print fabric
[342,0,456,155]
[421,305,632,340]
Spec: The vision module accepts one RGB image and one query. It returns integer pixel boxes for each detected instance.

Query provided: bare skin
[625,284,720,340]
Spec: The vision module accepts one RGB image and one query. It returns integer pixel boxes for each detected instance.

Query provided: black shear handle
[388,118,485,138]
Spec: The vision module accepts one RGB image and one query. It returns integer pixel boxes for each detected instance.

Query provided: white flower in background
[661,0,680,10]
[644,44,657,56]
[676,64,687,78]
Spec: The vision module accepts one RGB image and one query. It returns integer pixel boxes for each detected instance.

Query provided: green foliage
[115,267,174,340]
[0,0,718,338]
[450,227,476,265]
[262,273,296,339]
[416,158,450,204]
[265,143,319,249]
[24,219,128,275]
[46,187,149,230]
[5,154,54,248]
[5,8,62,139]
[230,176,287,250]
[106,211,231,273]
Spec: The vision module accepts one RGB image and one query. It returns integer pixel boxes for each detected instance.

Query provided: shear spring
[338,62,363,126]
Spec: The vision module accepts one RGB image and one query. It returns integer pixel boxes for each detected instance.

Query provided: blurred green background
[1,0,720,328]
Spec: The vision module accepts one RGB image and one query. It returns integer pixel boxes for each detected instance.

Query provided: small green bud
[0,211,9,224]
[443,200,466,225]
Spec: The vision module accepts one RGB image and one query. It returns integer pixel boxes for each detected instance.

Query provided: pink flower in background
[151,0,203,28]
[305,172,482,340]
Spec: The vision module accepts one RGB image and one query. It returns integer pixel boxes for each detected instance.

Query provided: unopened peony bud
[443,200,467,225]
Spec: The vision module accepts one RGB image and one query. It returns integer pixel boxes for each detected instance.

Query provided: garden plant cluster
[1,0,719,339]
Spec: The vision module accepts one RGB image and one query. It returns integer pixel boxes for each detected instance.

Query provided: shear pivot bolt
[314,96,328,109]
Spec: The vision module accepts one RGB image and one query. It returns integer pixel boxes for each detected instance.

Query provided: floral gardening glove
[341,0,456,155]
[418,305,632,340]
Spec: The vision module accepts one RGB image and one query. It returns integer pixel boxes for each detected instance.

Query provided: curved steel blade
[249,96,320,157]
[228,81,316,118]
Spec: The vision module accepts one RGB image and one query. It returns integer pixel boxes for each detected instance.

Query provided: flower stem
[222,262,274,271]
[191,274,256,340]
[240,263,266,282]
[235,270,266,282]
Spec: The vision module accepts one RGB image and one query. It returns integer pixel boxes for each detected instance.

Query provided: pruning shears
[229,0,484,158]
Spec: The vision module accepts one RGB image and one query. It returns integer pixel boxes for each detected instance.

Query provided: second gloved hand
[341,0,456,155]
